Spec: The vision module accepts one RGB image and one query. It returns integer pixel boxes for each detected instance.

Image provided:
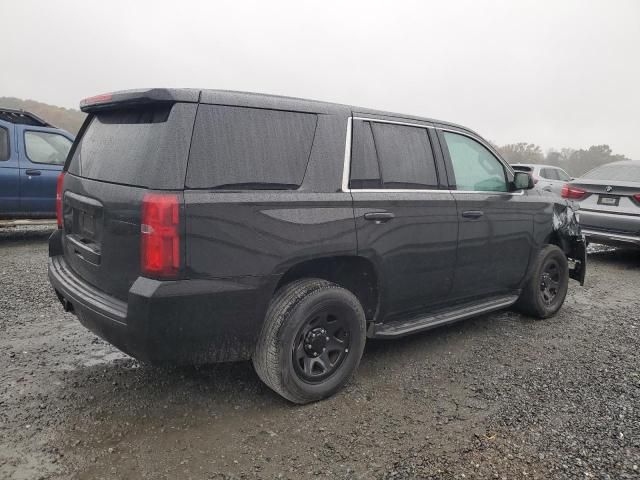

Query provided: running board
[370,294,520,339]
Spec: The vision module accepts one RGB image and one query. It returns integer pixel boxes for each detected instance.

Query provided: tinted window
[349,120,438,189]
[0,127,8,161]
[349,121,381,188]
[443,131,508,192]
[24,131,71,165]
[541,168,559,180]
[582,163,640,182]
[187,105,317,189]
[68,103,195,188]
[512,165,532,172]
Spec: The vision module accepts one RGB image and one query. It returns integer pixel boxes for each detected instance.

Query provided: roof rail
[0,108,53,127]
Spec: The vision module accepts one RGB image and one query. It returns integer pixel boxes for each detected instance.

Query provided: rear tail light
[561,184,586,200]
[633,193,640,203]
[141,193,181,277]
[532,175,539,184]
[56,172,65,228]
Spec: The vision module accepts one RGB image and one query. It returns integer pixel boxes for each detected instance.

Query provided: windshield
[582,163,640,182]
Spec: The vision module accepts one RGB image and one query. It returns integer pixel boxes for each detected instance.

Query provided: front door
[19,128,71,215]
[437,129,534,300]
[349,118,458,318]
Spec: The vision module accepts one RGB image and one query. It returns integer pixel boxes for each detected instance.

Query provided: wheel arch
[274,255,380,322]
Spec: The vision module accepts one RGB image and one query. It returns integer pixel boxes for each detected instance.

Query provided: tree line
[495,142,630,177]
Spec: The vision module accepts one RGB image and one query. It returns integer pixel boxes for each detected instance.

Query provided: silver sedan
[562,160,640,248]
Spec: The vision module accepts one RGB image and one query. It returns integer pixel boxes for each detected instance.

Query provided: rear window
[582,163,640,182]
[186,105,317,190]
[68,103,197,189]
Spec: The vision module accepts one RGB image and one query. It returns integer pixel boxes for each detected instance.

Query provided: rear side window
[68,103,196,189]
[556,169,571,181]
[24,131,72,165]
[349,120,438,189]
[0,127,8,161]
[187,105,317,190]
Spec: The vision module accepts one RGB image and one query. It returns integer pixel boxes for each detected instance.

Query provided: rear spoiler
[80,88,200,113]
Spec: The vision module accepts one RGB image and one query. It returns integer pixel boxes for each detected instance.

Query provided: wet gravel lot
[0,226,638,480]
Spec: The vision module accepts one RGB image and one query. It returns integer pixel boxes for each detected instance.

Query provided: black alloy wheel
[539,258,561,305]
[292,308,351,383]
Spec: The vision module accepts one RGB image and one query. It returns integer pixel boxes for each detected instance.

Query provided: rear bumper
[581,228,640,248]
[48,253,273,364]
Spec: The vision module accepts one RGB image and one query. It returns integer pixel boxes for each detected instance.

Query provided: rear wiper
[210,182,299,190]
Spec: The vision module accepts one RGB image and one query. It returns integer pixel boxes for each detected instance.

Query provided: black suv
[49,89,586,404]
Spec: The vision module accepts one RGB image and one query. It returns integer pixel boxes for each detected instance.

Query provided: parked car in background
[511,163,572,197]
[0,108,74,218]
[562,160,640,248]
[49,89,586,404]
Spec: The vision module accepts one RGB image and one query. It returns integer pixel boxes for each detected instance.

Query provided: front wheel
[253,279,366,404]
[514,245,569,319]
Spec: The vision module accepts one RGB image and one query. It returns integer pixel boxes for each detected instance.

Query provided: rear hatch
[60,90,198,301]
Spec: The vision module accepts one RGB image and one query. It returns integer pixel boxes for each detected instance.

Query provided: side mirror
[513,171,534,190]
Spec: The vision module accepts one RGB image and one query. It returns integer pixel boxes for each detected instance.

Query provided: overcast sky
[3,0,639,157]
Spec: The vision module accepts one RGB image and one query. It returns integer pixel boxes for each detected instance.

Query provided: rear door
[437,129,533,300]
[18,127,72,215]
[349,118,458,319]
[61,102,197,301]
[0,124,20,215]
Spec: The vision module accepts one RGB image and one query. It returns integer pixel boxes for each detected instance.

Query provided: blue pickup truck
[0,108,74,218]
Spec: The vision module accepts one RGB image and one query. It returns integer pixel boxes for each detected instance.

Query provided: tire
[253,278,366,404]
[514,244,569,319]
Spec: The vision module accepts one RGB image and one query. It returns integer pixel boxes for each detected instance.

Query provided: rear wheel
[515,245,569,319]
[253,279,366,404]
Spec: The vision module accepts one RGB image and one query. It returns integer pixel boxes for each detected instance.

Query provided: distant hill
[0,97,86,134]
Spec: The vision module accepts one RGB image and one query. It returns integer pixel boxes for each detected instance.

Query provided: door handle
[25,169,41,176]
[461,210,484,219]
[364,212,395,223]
[542,186,552,192]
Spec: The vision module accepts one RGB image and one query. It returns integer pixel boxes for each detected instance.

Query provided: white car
[511,164,572,197]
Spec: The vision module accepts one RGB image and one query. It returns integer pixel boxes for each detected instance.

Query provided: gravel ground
[0,228,638,480]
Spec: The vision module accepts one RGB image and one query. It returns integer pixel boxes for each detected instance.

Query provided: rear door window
[349,120,438,189]
[24,131,71,165]
[0,127,9,161]
[187,105,317,190]
[541,168,559,180]
[443,131,508,192]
